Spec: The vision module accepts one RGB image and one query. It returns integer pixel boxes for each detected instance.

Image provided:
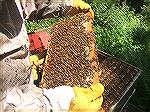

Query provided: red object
[28,31,50,54]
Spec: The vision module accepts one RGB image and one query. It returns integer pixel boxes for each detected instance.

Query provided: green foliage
[92,0,117,4]
[92,2,148,64]
[25,18,60,33]
[92,2,150,110]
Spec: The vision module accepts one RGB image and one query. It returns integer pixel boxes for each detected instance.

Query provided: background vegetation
[25,0,150,111]
[91,1,150,111]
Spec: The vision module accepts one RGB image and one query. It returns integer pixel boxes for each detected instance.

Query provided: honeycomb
[42,13,100,88]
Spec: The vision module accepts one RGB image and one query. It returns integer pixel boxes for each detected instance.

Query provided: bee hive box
[97,50,142,111]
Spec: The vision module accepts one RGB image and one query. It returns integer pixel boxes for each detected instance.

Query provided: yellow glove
[73,0,94,19]
[29,54,45,81]
[69,83,105,112]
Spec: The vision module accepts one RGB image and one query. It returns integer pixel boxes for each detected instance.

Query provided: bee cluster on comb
[42,13,100,89]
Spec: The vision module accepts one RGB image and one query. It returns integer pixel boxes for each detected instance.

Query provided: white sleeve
[21,0,74,20]
[43,86,75,112]
[2,85,75,112]
[3,84,46,112]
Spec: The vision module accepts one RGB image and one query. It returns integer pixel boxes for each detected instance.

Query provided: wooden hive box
[97,50,142,111]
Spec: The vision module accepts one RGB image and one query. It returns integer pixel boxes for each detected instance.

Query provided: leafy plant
[91,2,150,111]
[92,3,147,60]
[25,18,60,33]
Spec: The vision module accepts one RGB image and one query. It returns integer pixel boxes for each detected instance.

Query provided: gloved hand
[29,54,45,82]
[73,0,94,19]
[69,83,105,112]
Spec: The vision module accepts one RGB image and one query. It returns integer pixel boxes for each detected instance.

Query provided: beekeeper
[0,0,104,112]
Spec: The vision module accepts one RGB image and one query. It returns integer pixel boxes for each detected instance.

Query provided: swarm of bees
[42,13,100,89]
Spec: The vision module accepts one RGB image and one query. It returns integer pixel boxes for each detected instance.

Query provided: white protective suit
[0,0,88,111]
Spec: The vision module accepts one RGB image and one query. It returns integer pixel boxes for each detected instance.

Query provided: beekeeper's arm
[22,0,94,21]
[3,83,104,112]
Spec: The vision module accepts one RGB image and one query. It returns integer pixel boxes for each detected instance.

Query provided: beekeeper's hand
[29,54,45,83]
[72,0,94,18]
[69,83,105,112]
